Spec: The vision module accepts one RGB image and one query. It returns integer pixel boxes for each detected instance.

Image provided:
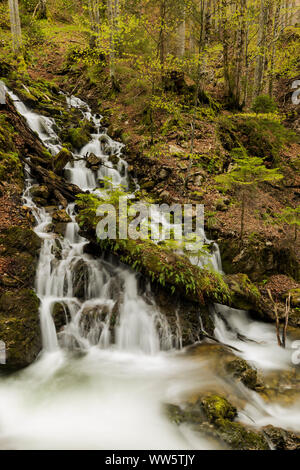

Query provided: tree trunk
[234,0,246,108]
[159,0,167,67]
[107,0,120,82]
[268,0,281,97]
[176,9,186,57]
[221,0,233,102]
[253,0,267,99]
[8,0,22,53]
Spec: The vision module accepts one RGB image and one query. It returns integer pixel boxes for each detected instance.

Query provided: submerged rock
[166,395,269,450]
[225,358,263,391]
[262,425,300,450]
[72,259,89,299]
[52,302,71,332]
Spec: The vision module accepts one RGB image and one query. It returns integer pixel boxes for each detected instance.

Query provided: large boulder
[0,289,41,370]
[218,236,300,282]
[0,226,41,257]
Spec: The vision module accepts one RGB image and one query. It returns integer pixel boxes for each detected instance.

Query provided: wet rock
[262,425,300,450]
[108,154,120,166]
[52,302,71,332]
[53,148,73,175]
[51,238,64,258]
[53,222,67,237]
[0,289,41,370]
[72,259,89,299]
[79,303,111,340]
[225,358,263,391]
[86,153,101,169]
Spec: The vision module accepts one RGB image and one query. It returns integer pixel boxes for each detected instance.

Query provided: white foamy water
[0,87,299,449]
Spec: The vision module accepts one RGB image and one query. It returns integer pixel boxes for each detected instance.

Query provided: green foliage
[275,206,300,241]
[216,147,283,238]
[215,148,283,190]
[251,95,278,114]
[218,114,297,163]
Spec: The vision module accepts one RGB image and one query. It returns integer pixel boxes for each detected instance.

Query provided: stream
[0,88,299,450]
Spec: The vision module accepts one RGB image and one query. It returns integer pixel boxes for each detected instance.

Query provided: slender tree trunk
[221,0,233,101]
[88,0,101,48]
[9,0,22,53]
[234,0,246,108]
[159,0,166,67]
[268,0,281,97]
[176,8,186,57]
[243,22,249,105]
[107,0,119,83]
[254,0,267,99]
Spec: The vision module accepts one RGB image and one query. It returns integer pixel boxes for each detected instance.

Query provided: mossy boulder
[200,395,269,449]
[219,236,300,282]
[29,184,50,204]
[0,226,41,257]
[0,152,23,186]
[0,289,41,370]
[52,209,72,224]
[201,395,237,422]
[64,127,90,151]
[225,273,261,311]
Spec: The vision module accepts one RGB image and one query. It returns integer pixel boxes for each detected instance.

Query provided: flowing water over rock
[0,89,299,449]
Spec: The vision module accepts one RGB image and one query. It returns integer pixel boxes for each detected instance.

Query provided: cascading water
[0,87,299,449]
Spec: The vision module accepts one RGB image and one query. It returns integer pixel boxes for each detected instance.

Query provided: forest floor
[1,18,300,301]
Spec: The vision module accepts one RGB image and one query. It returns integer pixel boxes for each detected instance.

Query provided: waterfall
[7,88,175,355]
[0,86,299,450]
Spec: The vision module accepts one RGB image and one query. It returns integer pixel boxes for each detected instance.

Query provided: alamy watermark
[0,340,6,365]
[95,198,205,252]
[291,341,300,365]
